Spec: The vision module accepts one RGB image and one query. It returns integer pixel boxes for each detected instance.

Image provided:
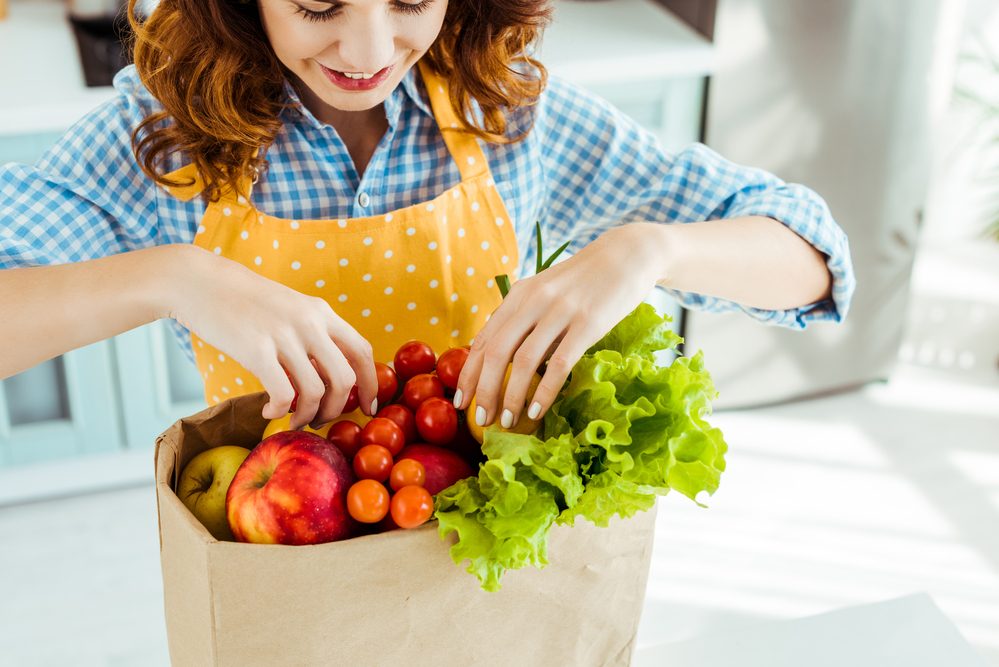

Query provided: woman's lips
[319,63,394,91]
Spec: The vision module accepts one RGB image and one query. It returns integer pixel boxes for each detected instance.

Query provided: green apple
[178,445,251,541]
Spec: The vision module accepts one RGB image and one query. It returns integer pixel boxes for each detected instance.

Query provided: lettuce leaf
[435,303,727,590]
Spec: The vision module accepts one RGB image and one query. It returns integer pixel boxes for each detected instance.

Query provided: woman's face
[259,0,448,114]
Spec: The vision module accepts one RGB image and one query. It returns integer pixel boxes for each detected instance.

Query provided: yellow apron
[166,61,519,406]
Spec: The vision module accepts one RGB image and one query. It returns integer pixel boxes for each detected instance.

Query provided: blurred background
[0,0,997,664]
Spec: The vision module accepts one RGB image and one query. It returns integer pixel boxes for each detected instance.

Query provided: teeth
[339,71,376,80]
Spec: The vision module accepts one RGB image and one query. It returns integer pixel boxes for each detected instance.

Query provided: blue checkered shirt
[1,65,854,362]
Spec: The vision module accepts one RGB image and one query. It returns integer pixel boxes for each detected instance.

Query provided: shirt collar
[281,65,435,131]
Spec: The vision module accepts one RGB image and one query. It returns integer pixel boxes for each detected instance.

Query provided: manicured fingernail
[528,402,542,420]
[475,406,487,426]
[371,398,378,414]
[453,389,463,409]
[501,409,514,429]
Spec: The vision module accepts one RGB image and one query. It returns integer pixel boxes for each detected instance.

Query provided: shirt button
[358,191,370,208]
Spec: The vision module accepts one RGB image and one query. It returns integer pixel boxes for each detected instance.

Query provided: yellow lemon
[261,409,372,440]
[467,365,543,445]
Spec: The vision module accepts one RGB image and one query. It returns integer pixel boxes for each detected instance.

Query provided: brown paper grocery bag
[155,392,655,667]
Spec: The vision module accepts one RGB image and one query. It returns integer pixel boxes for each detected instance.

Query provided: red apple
[396,444,475,495]
[226,431,357,545]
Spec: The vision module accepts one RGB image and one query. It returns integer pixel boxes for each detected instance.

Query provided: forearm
[0,244,197,378]
[651,216,833,311]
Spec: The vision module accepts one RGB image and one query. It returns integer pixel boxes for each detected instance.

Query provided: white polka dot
[291,261,301,270]
[223,207,232,216]
[501,255,509,264]
[339,258,349,267]
[430,316,440,325]
[429,279,439,288]
[452,190,460,199]
[438,85,444,93]
[487,177,495,187]
[471,201,480,212]
[467,156,476,166]
[213,247,222,255]
[197,340,204,348]
[481,241,490,250]
[426,203,435,212]
[451,292,459,302]
[212,395,220,403]
[363,237,373,246]
[240,230,249,240]
[407,302,417,310]
[385,324,394,332]
[451,330,460,338]
[487,279,495,288]
[254,256,262,266]
[315,240,325,249]
[338,294,348,303]
[196,225,205,235]
[406,227,416,236]
[450,122,458,129]
[466,267,475,276]
[209,363,215,372]
[406,264,416,273]
[218,353,225,362]
[457,228,466,238]
[446,255,452,264]
[428,241,438,250]
[257,214,264,224]
[385,213,393,222]
[362,308,371,317]
[442,214,448,225]
[290,220,300,230]
[222,386,230,394]
[384,249,393,259]
[316,279,326,288]
[273,240,279,250]
[384,287,393,295]
[495,217,504,226]
[362,273,372,282]
[235,377,244,386]
[238,195,247,204]
[471,305,479,313]
[337,219,347,228]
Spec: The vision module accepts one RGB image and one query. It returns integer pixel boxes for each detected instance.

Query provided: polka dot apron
[164,61,520,406]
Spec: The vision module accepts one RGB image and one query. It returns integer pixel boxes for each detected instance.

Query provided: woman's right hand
[166,245,378,430]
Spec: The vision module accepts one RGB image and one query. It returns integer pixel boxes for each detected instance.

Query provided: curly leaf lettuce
[435,303,727,591]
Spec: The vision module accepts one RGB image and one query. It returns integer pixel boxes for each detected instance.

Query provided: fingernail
[475,405,487,427]
[501,409,514,429]
[528,402,542,420]
[371,398,378,415]
[453,389,463,409]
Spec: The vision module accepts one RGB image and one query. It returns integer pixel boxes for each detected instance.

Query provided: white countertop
[0,0,713,138]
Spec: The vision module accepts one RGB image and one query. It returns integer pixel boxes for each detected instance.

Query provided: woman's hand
[453,223,667,429]
[167,246,379,430]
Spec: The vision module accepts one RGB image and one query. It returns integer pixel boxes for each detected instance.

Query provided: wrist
[146,244,209,321]
[632,222,684,288]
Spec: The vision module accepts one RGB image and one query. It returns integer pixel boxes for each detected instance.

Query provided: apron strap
[162,150,262,204]
[417,60,493,183]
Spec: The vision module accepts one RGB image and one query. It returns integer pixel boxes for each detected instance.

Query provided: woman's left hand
[453,222,668,429]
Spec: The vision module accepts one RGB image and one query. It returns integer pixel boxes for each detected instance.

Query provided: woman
[0,0,854,433]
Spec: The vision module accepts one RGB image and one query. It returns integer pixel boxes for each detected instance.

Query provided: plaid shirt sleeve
[0,70,165,270]
[535,74,856,329]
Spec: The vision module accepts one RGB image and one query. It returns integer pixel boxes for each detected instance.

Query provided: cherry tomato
[347,479,390,523]
[359,417,405,457]
[375,362,399,407]
[402,373,446,411]
[394,340,436,382]
[326,420,363,459]
[435,347,469,391]
[416,397,458,445]
[353,444,393,482]
[342,385,359,414]
[376,404,417,444]
[390,485,434,529]
[389,459,426,491]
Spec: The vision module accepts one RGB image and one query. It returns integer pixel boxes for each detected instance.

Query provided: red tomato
[347,480,390,523]
[394,340,436,382]
[402,373,446,411]
[342,385,359,414]
[359,417,405,457]
[389,459,426,491]
[376,404,417,443]
[375,362,399,407]
[435,347,469,391]
[327,420,363,459]
[416,397,458,445]
[353,445,393,482]
[390,485,434,529]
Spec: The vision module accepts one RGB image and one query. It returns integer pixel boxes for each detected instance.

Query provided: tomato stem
[493,221,569,300]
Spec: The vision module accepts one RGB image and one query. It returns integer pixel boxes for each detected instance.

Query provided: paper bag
[154,391,656,666]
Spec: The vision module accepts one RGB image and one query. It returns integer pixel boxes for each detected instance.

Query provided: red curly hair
[127,0,553,202]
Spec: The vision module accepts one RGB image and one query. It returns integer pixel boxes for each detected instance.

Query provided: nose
[335,10,396,74]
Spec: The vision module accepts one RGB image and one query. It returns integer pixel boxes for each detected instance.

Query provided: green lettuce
[435,303,727,591]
